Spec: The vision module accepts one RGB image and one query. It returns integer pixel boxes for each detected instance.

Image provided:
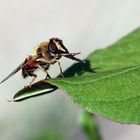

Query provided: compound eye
[48,42,58,54]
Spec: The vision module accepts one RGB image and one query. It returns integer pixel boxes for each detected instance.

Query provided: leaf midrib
[50,64,140,85]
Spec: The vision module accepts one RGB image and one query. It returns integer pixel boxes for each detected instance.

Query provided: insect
[0,38,85,87]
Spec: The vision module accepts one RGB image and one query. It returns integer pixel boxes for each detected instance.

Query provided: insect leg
[24,73,37,88]
[57,61,64,77]
[45,71,51,79]
[37,65,51,79]
[29,74,37,87]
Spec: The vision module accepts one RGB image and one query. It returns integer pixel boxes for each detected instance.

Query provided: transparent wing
[0,61,25,84]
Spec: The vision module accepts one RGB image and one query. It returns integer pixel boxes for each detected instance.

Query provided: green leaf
[13,81,57,101]
[14,27,140,124]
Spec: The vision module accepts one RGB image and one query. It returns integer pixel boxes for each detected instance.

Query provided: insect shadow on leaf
[59,60,97,77]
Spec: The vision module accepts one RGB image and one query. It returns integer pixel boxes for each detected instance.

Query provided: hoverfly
[0,38,84,87]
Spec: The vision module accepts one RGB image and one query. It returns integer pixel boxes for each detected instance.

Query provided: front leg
[57,61,64,78]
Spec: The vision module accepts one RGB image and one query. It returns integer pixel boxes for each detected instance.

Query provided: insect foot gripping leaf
[14,27,140,124]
